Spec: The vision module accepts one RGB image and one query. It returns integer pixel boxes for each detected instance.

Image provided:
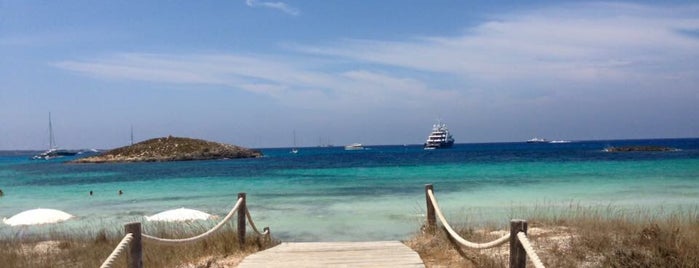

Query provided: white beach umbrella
[3,208,74,226]
[145,208,213,222]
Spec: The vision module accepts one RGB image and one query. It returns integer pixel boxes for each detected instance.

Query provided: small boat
[526,137,548,143]
[424,122,455,150]
[549,140,571,144]
[344,143,364,150]
[32,113,78,160]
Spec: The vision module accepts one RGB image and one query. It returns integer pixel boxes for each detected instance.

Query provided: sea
[1,138,698,242]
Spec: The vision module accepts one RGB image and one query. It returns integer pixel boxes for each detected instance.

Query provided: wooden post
[509,219,528,268]
[125,222,143,268]
[425,184,436,232]
[237,192,247,247]
[263,227,271,246]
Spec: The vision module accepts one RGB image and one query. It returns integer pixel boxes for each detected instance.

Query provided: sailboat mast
[290,129,299,154]
[130,125,134,146]
[48,112,56,149]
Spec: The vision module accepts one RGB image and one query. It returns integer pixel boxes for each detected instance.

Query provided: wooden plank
[238,241,425,267]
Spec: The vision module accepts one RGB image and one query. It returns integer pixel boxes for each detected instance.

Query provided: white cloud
[55,53,322,89]
[338,70,459,106]
[53,2,699,115]
[292,3,699,86]
[245,0,300,16]
[53,53,455,111]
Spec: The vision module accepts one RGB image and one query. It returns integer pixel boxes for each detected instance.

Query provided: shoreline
[3,201,697,241]
[3,186,698,242]
[3,204,698,267]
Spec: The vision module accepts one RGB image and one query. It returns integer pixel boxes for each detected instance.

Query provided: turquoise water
[1,139,698,241]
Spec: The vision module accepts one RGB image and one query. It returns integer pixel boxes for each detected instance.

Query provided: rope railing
[246,208,270,236]
[99,233,133,268]
[141,197,243,245]
[517,232,545,268]
[425,184,546,268]
[426,188,510,249]
[100,192,270,268]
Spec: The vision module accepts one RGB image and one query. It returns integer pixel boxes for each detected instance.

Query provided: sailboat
[32,113,77,160]
[290,130,299,154]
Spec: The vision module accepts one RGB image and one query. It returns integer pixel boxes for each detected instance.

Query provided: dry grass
[405,226,499,267]
[406,205,699,267]
[0,222,278,267]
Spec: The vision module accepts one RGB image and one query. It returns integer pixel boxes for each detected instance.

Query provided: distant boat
[549,140,571,144]
[424,122,454,150]
[32,113,77,160]
[317,137,334,148]
[290,130,299,154]
[344,143,364,150]
[526,137,549,143]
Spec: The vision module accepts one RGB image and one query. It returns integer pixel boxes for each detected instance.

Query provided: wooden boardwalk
[238,241,425,267]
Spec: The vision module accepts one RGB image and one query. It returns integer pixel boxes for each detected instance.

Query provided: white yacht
[526,137,549,143]
[344,143,364,150]
[424,122,455,150]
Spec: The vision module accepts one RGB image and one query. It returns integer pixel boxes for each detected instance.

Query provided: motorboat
[526,137,549,143]
[344,143,364,150]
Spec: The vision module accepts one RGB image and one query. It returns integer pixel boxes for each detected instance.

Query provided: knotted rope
[142,197,243,245]
[427,189,510,249]
[99,233,133,268]
[517,231,546,268]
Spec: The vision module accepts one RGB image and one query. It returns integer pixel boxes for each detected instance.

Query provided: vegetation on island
[72,136,262,163]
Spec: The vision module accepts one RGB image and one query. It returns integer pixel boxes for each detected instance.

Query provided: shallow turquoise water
[1,139,698,241]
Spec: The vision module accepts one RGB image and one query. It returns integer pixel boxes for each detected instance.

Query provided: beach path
[237,241,425,267]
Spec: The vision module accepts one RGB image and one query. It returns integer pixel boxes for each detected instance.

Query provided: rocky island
[603,145,677,152]
[72,136,262,163]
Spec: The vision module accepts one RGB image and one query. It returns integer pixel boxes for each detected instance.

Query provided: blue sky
[1,1,698,149]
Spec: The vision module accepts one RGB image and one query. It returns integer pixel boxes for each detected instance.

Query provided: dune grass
[406,204,699,267]
[5,204,698,267]
[0,221,277,268]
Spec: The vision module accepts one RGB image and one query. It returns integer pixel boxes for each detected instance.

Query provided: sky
[1,1,698,150]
